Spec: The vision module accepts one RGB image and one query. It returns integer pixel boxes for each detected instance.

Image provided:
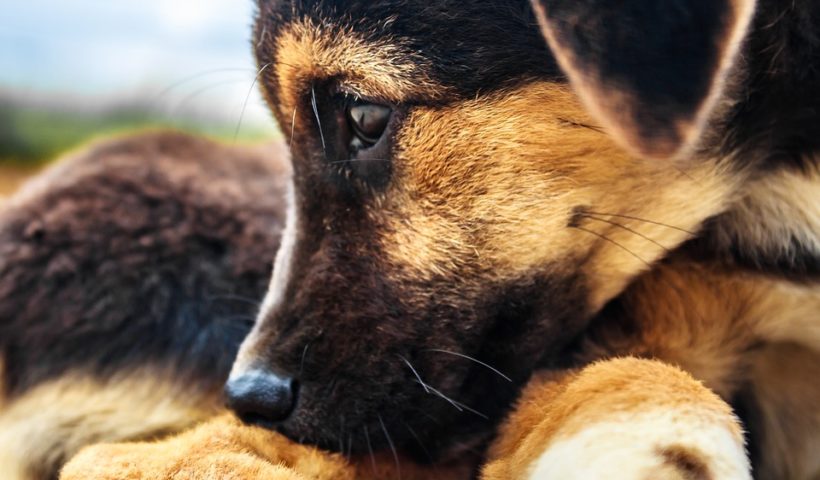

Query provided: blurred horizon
[1,0,279,167]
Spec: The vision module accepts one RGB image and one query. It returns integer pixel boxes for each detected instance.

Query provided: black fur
[721,0,820,169]
[0,132,288,397]
[256,0,562,103]
[532,0,732,152]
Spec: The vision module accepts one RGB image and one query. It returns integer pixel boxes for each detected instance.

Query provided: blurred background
[1,0,279,195]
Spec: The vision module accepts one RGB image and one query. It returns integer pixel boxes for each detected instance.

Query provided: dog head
[226,0,756,460]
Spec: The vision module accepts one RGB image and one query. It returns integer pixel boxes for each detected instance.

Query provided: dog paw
[482,360,752,480]
[61,444,305,480]
[59,414,353,480]
[524,408,751,480]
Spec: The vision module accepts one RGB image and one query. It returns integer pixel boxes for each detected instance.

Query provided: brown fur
[270,18,448,120]
[740,344,820,479]
[383,82,736,309]
[62,413,471,480]
[659,446,713,480]
[481,359,741,479]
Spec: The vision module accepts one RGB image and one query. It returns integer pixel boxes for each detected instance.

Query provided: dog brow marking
[272,18,448,116]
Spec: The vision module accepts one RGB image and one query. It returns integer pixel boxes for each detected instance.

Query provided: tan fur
[381,82,735,311]
[62,413,471,480]
[481,358,745,479]
[0,372,221,480]
[576,259,820,398]
[271,18,447,121]
[716,162,820,270]
[742,343,820,479]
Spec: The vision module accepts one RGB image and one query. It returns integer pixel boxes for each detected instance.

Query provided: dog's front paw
[523,409,750,480]
[60,414,354,480]
[62,443,305,480]
[483,359,751,480]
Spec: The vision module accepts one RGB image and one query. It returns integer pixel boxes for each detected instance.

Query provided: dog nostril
[224,370,298,428]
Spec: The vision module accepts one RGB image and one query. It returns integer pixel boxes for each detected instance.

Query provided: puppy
[3,0,820,479]
[226,0,818,478]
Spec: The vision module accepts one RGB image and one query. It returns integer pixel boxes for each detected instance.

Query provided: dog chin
[273,406,491,466]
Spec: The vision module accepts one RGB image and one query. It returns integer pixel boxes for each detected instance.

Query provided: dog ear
[530,0,756,159]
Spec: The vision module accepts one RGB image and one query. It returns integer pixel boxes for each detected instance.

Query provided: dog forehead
[257,0,561,100]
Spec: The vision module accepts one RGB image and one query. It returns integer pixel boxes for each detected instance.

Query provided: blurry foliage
[0,99,276,166]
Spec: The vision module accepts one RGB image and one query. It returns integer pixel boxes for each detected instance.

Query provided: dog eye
[346,102,392,147]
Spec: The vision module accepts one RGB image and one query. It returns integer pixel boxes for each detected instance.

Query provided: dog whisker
[155,67,256,100]
[407,406,443,426]
[556,117,605,133]
[324,376,339,400]
[580,214,671,252]
[310,85,327,156]
[338,415,345,454]
[168,78,252,117]
[573,225,653,268]
[397,355,430,393]
[425,348,512,382]
[416,381,461,412]
[289,107,297,147]
[256,25,268,49]
[205,293,262,308]
[573,225,707,324]
[378,414,401,480]
[233,62,272,143]
[363,426,378,475]
[416,381,489,419]
[299,343,311,377]
[403,422,434,464]
[583,211,696,235]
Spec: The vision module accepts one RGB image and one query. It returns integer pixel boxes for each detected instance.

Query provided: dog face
[228,0,755,460]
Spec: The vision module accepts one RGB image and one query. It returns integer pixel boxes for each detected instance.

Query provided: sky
[1,0,273,129]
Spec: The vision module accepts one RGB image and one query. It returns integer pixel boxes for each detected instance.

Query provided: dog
[2,0,819,478]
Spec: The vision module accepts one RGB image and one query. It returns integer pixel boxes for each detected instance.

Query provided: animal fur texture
[62,359,743,480]
[0,132,289,479]
[1,0,819,478]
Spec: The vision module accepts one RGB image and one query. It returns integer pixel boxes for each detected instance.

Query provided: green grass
[0,103,278,166]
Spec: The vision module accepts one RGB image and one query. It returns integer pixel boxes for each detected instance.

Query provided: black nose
[224,370,297,428]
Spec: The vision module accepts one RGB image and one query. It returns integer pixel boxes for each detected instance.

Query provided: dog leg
[482,358,750,480]
[0,372,220,480]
